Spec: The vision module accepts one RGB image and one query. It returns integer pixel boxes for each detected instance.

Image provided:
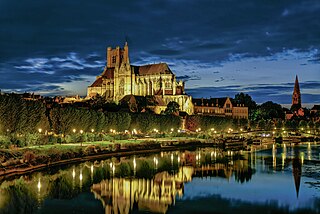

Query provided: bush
[23,151,36,164]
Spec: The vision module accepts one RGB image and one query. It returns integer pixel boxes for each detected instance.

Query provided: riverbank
[2,136,318,180]
[0,139,218,180]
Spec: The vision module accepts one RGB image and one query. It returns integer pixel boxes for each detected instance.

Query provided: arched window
[119,79,124,95]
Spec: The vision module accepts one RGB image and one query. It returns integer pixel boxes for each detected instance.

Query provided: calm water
[1,144,320,214]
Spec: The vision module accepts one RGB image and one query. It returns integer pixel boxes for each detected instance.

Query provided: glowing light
[37,178,41,191]
[240,128,243,132]
[154,156,158,168]
[171,128,174,132]
[73,129,76,133]
[79,172,83,181]
[72,168,75,178]
[38,128,42,133]
[91,129,94,133]
[133,158,136,169]
[80,130,83,134]
[301,152,305,165]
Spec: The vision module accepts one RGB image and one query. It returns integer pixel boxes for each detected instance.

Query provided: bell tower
[292,75,301,109]
[110,42,132,103]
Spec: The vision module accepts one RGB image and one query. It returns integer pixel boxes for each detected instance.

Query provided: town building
[87,42,194,114]
[192,97,248,119]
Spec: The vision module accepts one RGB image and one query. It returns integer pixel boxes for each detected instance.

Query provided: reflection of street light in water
[37,177,42,207]
[91,164,94,181]
[154,156,158,169]
[72,167,75,190]
[281,153,286,170]
[272,144,277,170]
[282,143,287,154]
[133,157,136,176]
[110,162,115,176]
[37,178,41,192]
[79,168,83,190]
[307,143,311,160]
[300,152,305,165]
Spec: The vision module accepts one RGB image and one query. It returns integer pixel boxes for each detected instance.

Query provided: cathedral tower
[292,75,301,109]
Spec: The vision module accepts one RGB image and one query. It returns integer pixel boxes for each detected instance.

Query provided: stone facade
[193,97,248,119]
[87,43,193,114]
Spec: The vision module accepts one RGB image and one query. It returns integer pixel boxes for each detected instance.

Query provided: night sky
[0,0,319,104]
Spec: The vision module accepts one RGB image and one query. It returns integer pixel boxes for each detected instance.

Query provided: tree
[257,101,285,120]
[257,119,266,130]
[234,93,257,120]
[299,120,307,129]
[163,101,180,115]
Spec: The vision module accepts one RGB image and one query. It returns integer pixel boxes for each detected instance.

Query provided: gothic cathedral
[87,43,194,114]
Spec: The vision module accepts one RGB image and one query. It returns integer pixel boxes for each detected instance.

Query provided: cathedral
[87,43,194,114]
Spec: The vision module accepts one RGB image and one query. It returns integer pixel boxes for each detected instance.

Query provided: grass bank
[0,137,210,179]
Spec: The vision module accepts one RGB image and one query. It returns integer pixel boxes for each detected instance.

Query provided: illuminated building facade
[87,42,194,114]
[193,97,248,119]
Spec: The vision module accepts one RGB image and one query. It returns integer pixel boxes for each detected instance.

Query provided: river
[1,143,320,214]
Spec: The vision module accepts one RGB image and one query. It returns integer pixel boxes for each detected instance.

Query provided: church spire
[292,75,301,109]
[294,75,300,94]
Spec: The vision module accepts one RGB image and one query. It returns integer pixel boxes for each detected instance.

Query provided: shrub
[23,151,36,164]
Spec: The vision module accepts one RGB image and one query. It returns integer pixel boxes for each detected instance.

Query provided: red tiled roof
[101,67,114,79]
[90,77,103,87]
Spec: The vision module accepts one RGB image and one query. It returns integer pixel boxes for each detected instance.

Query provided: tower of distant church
[292,75,301,108]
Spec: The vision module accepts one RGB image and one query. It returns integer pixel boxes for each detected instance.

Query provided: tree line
[0,94,182,135]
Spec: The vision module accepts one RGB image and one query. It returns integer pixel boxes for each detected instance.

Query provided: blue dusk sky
[0,0,319,104]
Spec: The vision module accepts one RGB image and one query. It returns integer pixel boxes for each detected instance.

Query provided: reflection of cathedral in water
[91,156,253,214]
[91,167,193,214]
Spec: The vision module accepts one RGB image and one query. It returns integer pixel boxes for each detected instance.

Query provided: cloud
[0,52,104,95]
[0,0,319,100]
